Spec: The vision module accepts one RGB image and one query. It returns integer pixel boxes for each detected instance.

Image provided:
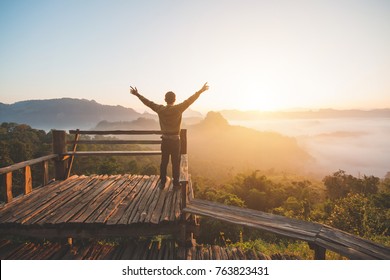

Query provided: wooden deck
[0,174,187,239]
[0,239,298,260]
[1,172,389,260]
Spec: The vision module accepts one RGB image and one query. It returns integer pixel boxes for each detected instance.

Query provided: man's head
[165,91,176,105]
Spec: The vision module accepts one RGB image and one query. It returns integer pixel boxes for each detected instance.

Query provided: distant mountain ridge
[0,98,142,130]
[0,98,202,130]
[2,98,388,131]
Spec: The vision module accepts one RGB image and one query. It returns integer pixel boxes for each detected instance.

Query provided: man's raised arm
[178,82,210,111]
[130,86,162,112]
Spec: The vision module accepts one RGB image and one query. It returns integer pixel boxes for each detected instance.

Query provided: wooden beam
[181,182,188,219]
[176,222,196,259]
[180,129,187,154]
[179,130,189,182]
[52,130,67,181]
[42,160,49,186]
[309,242,326,260]
[66,140,162,145]
[24,166,32,195]
[0,224,182,240]
[4,172,13,203]
[66,130,80,179]
[69,130,162,135]
[65,151,162,156]
[0,154,57,175]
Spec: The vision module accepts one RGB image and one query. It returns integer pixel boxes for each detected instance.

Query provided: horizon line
[1,97,390,114]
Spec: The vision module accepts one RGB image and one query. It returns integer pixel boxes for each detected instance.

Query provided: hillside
[84,112,312,181]
[187,112,312,181]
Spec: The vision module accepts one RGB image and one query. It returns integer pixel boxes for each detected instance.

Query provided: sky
[0,0,389,113]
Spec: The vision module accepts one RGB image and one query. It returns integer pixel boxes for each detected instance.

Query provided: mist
[230,117,390,178]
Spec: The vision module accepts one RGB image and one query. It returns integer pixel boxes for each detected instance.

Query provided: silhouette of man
[130,82,209,188]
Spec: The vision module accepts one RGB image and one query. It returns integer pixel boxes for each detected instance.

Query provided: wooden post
[177,129,195,258]
[52,130,67,181]
[66,130,80,178]
[42,160,49,186]
[180,129,187,154]
[24,165,32,195]
[180,129,189,215]
[309,242,326,260]
[4,172,13,203]
[181,181,188,209]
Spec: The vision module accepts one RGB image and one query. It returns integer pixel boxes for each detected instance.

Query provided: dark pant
[160,138,181,185]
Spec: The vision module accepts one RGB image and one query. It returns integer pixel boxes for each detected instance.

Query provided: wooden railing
[0,154,58,203]
[52,129,187,180]
[184,198,390,260]
[1,129,188,204]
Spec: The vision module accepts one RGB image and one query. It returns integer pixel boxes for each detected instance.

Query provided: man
[130,82,209,188]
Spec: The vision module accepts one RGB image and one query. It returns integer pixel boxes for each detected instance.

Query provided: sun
[241,89,282,112]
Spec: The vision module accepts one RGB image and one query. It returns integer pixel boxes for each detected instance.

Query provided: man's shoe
[159,182,165,189]
[159,178,166,189]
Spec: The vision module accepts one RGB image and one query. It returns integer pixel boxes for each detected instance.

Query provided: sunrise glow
[0,1,389,113]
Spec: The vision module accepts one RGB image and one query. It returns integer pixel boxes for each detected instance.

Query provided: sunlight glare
[240,81,281,112]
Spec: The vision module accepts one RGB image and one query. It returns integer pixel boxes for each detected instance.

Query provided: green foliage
[323,170,379,200]
[66,133,161,176]
[0,123,53,198]
[328,193,389,237]
[194,168,389,254]
[0,123,51,167]
[230,239,347,260]
[140,163,158,175]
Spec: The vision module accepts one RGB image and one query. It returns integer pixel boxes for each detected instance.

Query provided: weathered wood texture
[66,140,162,145]
[0,154,56,203]
[184,198,390,260]
[0,154,57,175]
[52,130,67,180]
[0,239,292,260]
[65,151,162,156]
[0,175,186,238]
[69,130,162,135]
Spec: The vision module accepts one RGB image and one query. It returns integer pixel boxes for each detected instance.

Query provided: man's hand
[198,82,209,94]
[130,86,139,96]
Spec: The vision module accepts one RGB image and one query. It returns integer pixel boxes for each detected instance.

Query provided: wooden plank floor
[0,239,299,260]
[0,174,184,238]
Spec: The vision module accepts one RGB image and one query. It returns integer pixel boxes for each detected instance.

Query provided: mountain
[85,111,312,181]
[187,112,312,181]
[0,98,141,130]
[0,98,203,131]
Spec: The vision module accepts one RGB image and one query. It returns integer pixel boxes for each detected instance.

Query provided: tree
[140,163,157,175]
[323,170,379,200]
[98,157,121,174]
[328,193,389,237]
